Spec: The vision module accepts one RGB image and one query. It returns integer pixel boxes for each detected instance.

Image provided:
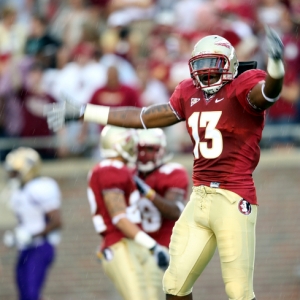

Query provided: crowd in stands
[1,0,300,160]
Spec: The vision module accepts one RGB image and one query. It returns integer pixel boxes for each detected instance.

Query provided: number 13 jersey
[169,69,267,205]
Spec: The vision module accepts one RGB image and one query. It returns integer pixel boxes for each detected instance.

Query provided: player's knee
[163,269,192,296]
[225,281,250,300]
[162,269,176,295]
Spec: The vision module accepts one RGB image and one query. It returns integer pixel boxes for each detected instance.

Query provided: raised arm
[248,26,285,110]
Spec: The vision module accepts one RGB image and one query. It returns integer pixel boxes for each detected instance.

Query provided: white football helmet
[189,35,239,94]
[137,128,167,172]
[4,147,41,184]
[100,125,138,163]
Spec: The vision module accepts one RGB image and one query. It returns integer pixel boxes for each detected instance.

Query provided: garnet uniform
[87,159,161,300]
[88,159,141,249]
[138,162,189,248]
[163,70,266,298]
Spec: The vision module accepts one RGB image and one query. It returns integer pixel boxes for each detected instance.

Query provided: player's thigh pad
[163,187,218,296]
[101,239,161,300]
[211,188,257,300]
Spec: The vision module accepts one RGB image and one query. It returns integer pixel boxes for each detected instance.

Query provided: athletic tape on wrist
[112,213,127,225]
[261,83,281,103]
[134,231,156,249]
[267,57,285,79]
[145,189,156,201]
[83,104,110,125]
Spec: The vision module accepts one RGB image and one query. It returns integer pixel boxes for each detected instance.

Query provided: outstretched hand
[43,95,85,132]
[3,227,32,248]
[265,25,284,60]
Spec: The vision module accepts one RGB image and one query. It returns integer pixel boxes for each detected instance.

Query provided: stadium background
[1,152,300,300]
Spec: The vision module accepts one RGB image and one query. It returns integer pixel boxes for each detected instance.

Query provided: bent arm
[104,190,141,238]
[150,188,185,220]
[33,209,62,238]
[248,73,284,110]
[84,103,180,129]
[249,27,285,110]
[104,190,157,249]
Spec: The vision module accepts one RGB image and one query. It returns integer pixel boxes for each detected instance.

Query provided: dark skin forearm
[33,209,62,238]
[151,189,183,220]
[106,104,180,129]
[249,74,284,110]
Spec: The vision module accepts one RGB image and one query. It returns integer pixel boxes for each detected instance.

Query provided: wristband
[261,83,281,103]
[145,189,156,201]
[267,57,285,79]
[83,104,110,125]
[140,107,147,129]
[112,213,127,225]
[134,231,156,249]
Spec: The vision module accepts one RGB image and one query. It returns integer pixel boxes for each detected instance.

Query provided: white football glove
[150,243,170,270]
[3,227,32,248]
[43,95,86,132]
[265,25,284,60]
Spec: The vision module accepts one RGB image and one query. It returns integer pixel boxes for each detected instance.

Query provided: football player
[133,128,189,298]
[134,128,189,248]
[2,147,62,300]
[87,125,169,300]
[45,27,285,300]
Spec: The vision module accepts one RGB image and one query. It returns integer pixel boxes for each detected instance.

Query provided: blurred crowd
[1,0,300,160]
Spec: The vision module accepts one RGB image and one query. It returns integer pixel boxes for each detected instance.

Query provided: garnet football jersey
[169,69,267,204]
[87,159,141,249]
[138,162,189,247]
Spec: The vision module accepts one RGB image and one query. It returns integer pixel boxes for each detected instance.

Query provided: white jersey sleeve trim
[168,102,183,120]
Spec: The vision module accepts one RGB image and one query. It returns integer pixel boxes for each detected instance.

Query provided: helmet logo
[214,41,231,49]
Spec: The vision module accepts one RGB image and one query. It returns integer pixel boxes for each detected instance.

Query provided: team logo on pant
[238,199,251,215]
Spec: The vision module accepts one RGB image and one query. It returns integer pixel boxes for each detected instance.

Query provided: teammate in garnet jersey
[87,125,169,300]
[134,128,189,248]
[133,128,189,299]
[45,27,285,300]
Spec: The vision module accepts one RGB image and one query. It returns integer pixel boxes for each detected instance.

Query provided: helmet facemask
[137,145,165,172]
[189,35,239,95]
[137,128,167,173]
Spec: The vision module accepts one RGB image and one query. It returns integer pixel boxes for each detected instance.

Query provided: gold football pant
[100,238,163,300]
[163,186,257,300]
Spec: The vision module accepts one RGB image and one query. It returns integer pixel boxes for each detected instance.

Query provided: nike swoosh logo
[215,98,224,103]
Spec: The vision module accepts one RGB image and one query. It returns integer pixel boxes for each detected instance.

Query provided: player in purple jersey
[44,27,285,300]
[2,147,62,300]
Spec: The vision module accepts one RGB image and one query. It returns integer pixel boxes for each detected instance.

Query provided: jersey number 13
[188,111,223,159]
